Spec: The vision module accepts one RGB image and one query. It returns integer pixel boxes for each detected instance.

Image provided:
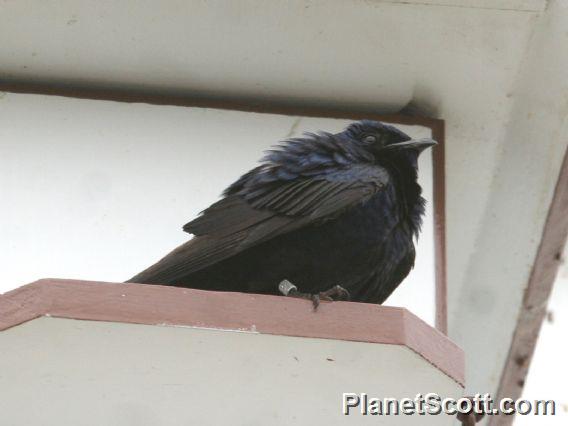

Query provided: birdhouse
[2,1,568,425]
[1,279,464,425]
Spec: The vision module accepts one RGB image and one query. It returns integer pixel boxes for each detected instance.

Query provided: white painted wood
[0,0,545,111]
[0,317,463,425]
[380,0,545,11]
[446,1,568,403]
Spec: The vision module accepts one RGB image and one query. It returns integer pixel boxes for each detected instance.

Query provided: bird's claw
[319,285,351,301]
[278,280,350,310]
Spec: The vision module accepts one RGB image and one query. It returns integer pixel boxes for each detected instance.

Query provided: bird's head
[344,120,437,166]
[252,120,436,187]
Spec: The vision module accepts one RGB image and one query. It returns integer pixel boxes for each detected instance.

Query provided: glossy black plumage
[128,120,435,304]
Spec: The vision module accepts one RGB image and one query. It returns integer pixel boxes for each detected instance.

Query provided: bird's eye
[362,135,377,144]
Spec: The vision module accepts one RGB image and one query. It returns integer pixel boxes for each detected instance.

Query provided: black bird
[128,120,436,306]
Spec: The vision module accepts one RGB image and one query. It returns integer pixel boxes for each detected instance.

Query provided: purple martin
[128,120,436,307]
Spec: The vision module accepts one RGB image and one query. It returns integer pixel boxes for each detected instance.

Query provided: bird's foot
[319,284,351,302]
[278,280,350,310]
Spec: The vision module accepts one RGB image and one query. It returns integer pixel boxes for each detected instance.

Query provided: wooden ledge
[0,278,464,386]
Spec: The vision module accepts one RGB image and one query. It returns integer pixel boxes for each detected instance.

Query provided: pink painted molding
[0,278,464,386]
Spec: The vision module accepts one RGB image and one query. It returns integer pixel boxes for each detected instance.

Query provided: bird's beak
[383,138,437,152]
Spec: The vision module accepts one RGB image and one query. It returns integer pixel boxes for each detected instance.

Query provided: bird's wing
[129,165,389,284]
